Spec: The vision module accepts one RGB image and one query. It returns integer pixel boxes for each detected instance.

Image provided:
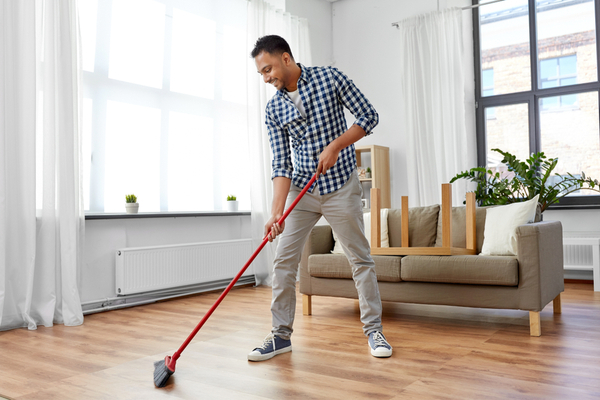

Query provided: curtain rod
[391,0,506,28]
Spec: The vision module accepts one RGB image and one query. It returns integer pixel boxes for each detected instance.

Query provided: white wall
[286,0,333,67]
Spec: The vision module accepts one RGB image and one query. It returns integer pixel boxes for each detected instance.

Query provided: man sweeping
[248,35,392,361]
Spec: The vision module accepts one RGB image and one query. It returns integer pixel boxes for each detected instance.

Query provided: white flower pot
[125,203,139,214]
[226,201,239,212]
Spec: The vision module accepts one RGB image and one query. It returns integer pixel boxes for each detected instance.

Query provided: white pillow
[332,209,389,254]
[480,195,539,256]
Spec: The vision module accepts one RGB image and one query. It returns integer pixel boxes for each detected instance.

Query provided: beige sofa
[299,205,565,336]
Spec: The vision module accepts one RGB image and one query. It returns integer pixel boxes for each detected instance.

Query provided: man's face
[255,51,290,91]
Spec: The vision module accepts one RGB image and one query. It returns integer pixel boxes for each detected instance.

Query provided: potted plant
[450,148,600,213]
[226,195,238,212]
[365,167,372,179]
[125,194,139,214]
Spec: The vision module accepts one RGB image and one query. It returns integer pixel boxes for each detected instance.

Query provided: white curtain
[247,0,312,285]
[0,0,84,330]
[398,8,476,206]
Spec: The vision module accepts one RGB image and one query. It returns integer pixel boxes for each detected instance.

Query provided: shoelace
[371,332,389,348]
[256,334,275,350]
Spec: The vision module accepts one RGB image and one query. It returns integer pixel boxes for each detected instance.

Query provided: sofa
[299,204,565,336]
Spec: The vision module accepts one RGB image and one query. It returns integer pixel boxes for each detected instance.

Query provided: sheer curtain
[397,8,476,206]
[0,0,84,330]
[247,0,311,285]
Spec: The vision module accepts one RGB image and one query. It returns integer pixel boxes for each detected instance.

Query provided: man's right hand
[264,214,285,242]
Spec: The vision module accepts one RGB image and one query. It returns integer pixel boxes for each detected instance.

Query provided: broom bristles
[153,357,175,388]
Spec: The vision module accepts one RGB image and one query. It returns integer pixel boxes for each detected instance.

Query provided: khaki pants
[270,171,383,340]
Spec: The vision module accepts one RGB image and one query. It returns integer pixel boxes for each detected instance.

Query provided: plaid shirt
[265,64,379,195]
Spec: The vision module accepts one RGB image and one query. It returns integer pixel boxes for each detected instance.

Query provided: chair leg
[553,293,562,314]
[529,311,541,336]
[303,294,312,316]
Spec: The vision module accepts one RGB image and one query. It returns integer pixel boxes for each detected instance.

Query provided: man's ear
[282,52,292,66]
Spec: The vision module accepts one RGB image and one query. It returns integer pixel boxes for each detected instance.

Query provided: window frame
[473,0,600,209]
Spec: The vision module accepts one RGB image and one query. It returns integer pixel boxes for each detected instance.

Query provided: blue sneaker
[248,333,292,362]
[368,331,392,358]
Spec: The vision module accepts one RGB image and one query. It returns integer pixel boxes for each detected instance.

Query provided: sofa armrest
[515,220,565,311]
[300,225,333,295]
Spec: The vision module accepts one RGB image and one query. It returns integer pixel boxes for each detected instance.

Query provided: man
[248,35,392,362]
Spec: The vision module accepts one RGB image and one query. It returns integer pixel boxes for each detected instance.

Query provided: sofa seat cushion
[308,254,402,282]
[401,255,518,286]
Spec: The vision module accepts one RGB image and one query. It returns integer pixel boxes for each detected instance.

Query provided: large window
[474,0,600,207]
[78,0,250,213]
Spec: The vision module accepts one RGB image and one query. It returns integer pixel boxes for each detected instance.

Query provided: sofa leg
[529,311,541,336]
[553,293,562,314]
[303,294,312,316]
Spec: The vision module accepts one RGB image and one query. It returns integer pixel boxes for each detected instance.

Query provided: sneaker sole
[248,346,292,362]
[369,345,392,358]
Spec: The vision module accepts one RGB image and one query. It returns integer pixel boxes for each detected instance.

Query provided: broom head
[153,355,175,387]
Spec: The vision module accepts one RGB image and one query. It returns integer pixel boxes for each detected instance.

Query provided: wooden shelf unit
[355,145,390,209]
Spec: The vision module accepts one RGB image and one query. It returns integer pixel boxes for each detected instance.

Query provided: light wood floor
[1,282,599,399]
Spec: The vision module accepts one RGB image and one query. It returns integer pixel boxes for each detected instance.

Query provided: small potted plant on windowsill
[365,167,372,179]
[125,194,139,214]
[226,195,238,212]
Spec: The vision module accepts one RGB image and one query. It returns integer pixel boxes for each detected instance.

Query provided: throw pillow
[332,209,389,254]
[480,195,540,256]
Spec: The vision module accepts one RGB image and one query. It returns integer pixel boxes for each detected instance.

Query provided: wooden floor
[1,282,599,399]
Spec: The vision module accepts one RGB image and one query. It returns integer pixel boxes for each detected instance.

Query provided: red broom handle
[169,174,318,364]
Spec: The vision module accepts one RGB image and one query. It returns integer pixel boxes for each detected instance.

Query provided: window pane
[109,0,165,88]
[485,103,530,173]
[83,98,93,211]
[78,0,98,72]
[170,9,216,98]
[105,101,161,212]
[221,25,247,104]
[540,91,600,196]
[168,112,214,211]
[536,0,597,87]
[480,0,531,96]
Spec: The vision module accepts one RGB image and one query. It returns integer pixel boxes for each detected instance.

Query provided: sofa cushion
[480,195,539,256]
[308,254,402,282]
[400,255,518,286]
[388,205,440,248]
[434,206,488,253]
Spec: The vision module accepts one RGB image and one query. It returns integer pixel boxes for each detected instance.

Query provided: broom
[154,173,318,387]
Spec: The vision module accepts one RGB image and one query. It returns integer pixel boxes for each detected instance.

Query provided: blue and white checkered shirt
[265,64,379,195]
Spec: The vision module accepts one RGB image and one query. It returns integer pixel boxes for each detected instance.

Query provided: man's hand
[316,144,340,176]
[264,214,285,242]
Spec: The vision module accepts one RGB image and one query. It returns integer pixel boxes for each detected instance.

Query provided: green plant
[125,194,137,203]
[366,167,371,173]
[449,148,600,213]
[227,195,237,201]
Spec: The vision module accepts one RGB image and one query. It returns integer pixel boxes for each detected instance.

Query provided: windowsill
[85,211,251,220]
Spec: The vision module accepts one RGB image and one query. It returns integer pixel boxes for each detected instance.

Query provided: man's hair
[250,35,294,59]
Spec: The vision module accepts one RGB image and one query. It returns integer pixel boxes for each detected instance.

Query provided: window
[78,0,250,213]
[474,0,600,207]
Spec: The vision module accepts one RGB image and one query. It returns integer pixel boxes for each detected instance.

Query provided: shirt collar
[277,63,310,98]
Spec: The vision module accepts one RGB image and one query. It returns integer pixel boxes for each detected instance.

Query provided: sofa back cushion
[434,206,488,252]
[387,205,440,248]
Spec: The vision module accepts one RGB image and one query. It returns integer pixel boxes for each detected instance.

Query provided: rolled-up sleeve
[266,105,293,180]
[332,68,379,136]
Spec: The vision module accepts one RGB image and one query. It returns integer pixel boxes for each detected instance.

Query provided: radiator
[115,239,254,295]
[563,236,600,291]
